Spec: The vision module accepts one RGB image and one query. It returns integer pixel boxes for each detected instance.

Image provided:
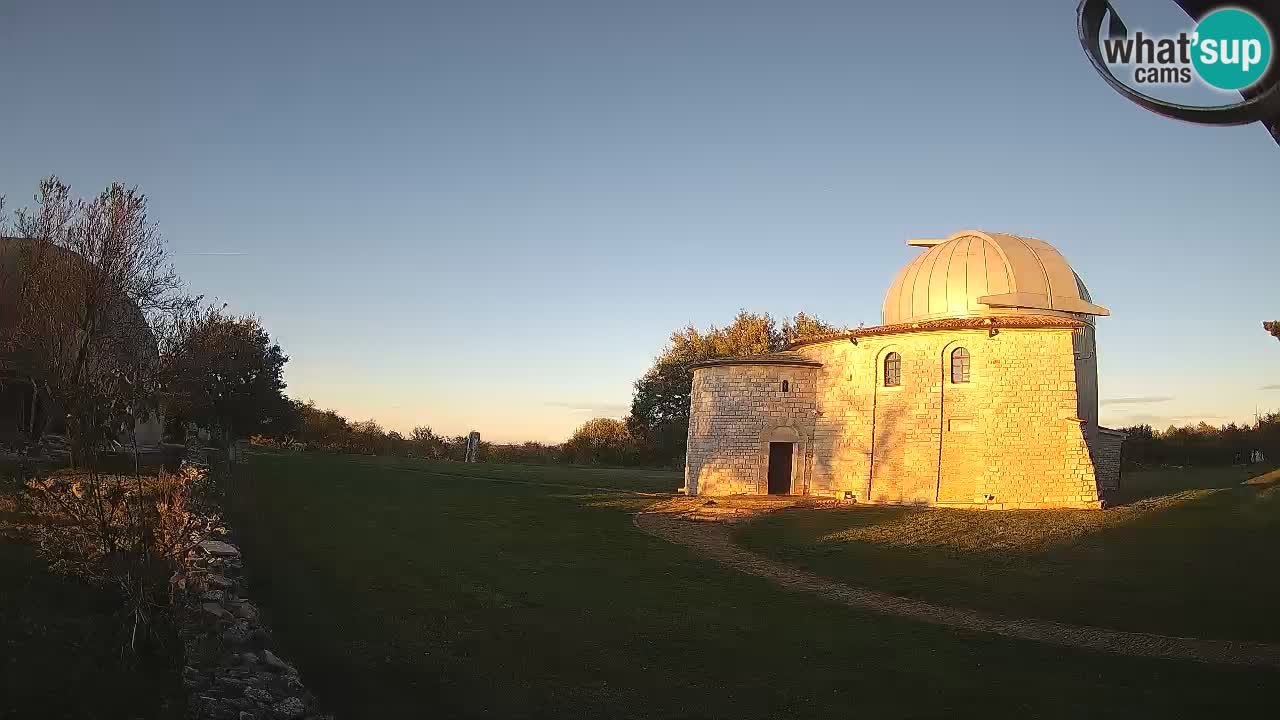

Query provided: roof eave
[786,314,1088,349]
[689,355,824,370]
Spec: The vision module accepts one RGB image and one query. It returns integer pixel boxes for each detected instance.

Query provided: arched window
[781,380,790,393]
[950,347,971,384]
[883,352,901,387]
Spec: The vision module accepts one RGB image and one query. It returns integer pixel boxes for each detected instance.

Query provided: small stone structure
[464,431,480,463]
[683,230,1126,509]
[174,539,331,719]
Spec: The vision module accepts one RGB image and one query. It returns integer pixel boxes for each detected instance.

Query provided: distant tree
[411,425,446,458]
[564,417,635,465]
[1119,413,1280,469]
[289,401,349,450]
[385,430,410,457]
[162,306,290,448]
[349,419,385,455]
[1265,321,1280,343]
[486,440,562,464]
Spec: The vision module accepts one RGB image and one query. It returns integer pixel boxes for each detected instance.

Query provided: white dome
[881,230,1108,326]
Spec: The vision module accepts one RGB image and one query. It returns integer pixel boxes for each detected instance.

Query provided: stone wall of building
[1092,427,1126,499]
[684,363,817,495]
[793,327,1106,509]
[686,325,1122,509]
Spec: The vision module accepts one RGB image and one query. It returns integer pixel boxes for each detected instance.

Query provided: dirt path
[634,511,1280,669]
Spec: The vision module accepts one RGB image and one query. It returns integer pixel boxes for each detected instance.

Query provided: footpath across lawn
[227,453,1278,719]
[737,466,1280,643]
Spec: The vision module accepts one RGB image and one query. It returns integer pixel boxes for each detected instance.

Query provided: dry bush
[151,465,225,567]
[25,465,222,579]
[22,463,224,652]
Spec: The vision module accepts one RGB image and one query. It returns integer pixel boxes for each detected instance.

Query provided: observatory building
[683,230,1124,509]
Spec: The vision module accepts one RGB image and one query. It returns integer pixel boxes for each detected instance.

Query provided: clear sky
[2,0,1276,442]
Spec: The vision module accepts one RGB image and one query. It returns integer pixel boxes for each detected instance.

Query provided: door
[767,442,793,494]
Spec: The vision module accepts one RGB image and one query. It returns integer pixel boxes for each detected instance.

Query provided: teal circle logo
[1191,8,1272,90]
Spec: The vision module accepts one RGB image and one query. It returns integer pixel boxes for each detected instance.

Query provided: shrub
[22,464,223,652]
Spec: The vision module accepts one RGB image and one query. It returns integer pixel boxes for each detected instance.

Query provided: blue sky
[2,0,1277,442]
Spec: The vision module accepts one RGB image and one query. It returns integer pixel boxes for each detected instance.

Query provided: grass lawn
[303,453,682,493]
[228,453,1277,719]
[737,466,1280,643]
[0,504,183,720]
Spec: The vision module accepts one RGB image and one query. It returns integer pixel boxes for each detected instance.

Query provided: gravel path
[634,511,1280,669]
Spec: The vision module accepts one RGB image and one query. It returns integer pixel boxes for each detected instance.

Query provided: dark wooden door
[767,442,793,495]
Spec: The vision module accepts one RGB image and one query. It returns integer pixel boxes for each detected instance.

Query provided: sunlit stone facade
[683,230,1124,510]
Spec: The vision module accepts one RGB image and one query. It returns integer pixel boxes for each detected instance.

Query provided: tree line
[247,310,848,468]
[252,401,563,464]
[1120,414,1280,468]
[1116,321,1280,469]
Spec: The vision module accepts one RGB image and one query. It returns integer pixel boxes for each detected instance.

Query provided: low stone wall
[173,538,330,720]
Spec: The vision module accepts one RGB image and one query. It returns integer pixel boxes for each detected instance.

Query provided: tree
[162,306,290,448]
[7,176,185,464]
[349,419,385,455]
[1265,321,1280,343]
[1,177,208,659]
[782,311,847,345]
[410,425,446,458]
[564,417,635,465]
[293,400,351,449]
[486,440,561,464]
[627,310,844,466]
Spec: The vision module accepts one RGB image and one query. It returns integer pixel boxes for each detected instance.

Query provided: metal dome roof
[881,230,1109,326]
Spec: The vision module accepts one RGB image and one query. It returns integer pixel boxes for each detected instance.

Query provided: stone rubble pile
[174,539,332,720]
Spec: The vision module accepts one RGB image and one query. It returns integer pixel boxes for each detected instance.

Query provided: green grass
[299,452,682,493]
[0,531,183,720]
[227,453,1277,719]
[737,466,1280,643]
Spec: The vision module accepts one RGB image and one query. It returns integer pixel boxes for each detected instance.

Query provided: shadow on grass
[0,528,184,719]
[736,465,1280,642]
[222,452,1280,719]
[1109,464,1279,506]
